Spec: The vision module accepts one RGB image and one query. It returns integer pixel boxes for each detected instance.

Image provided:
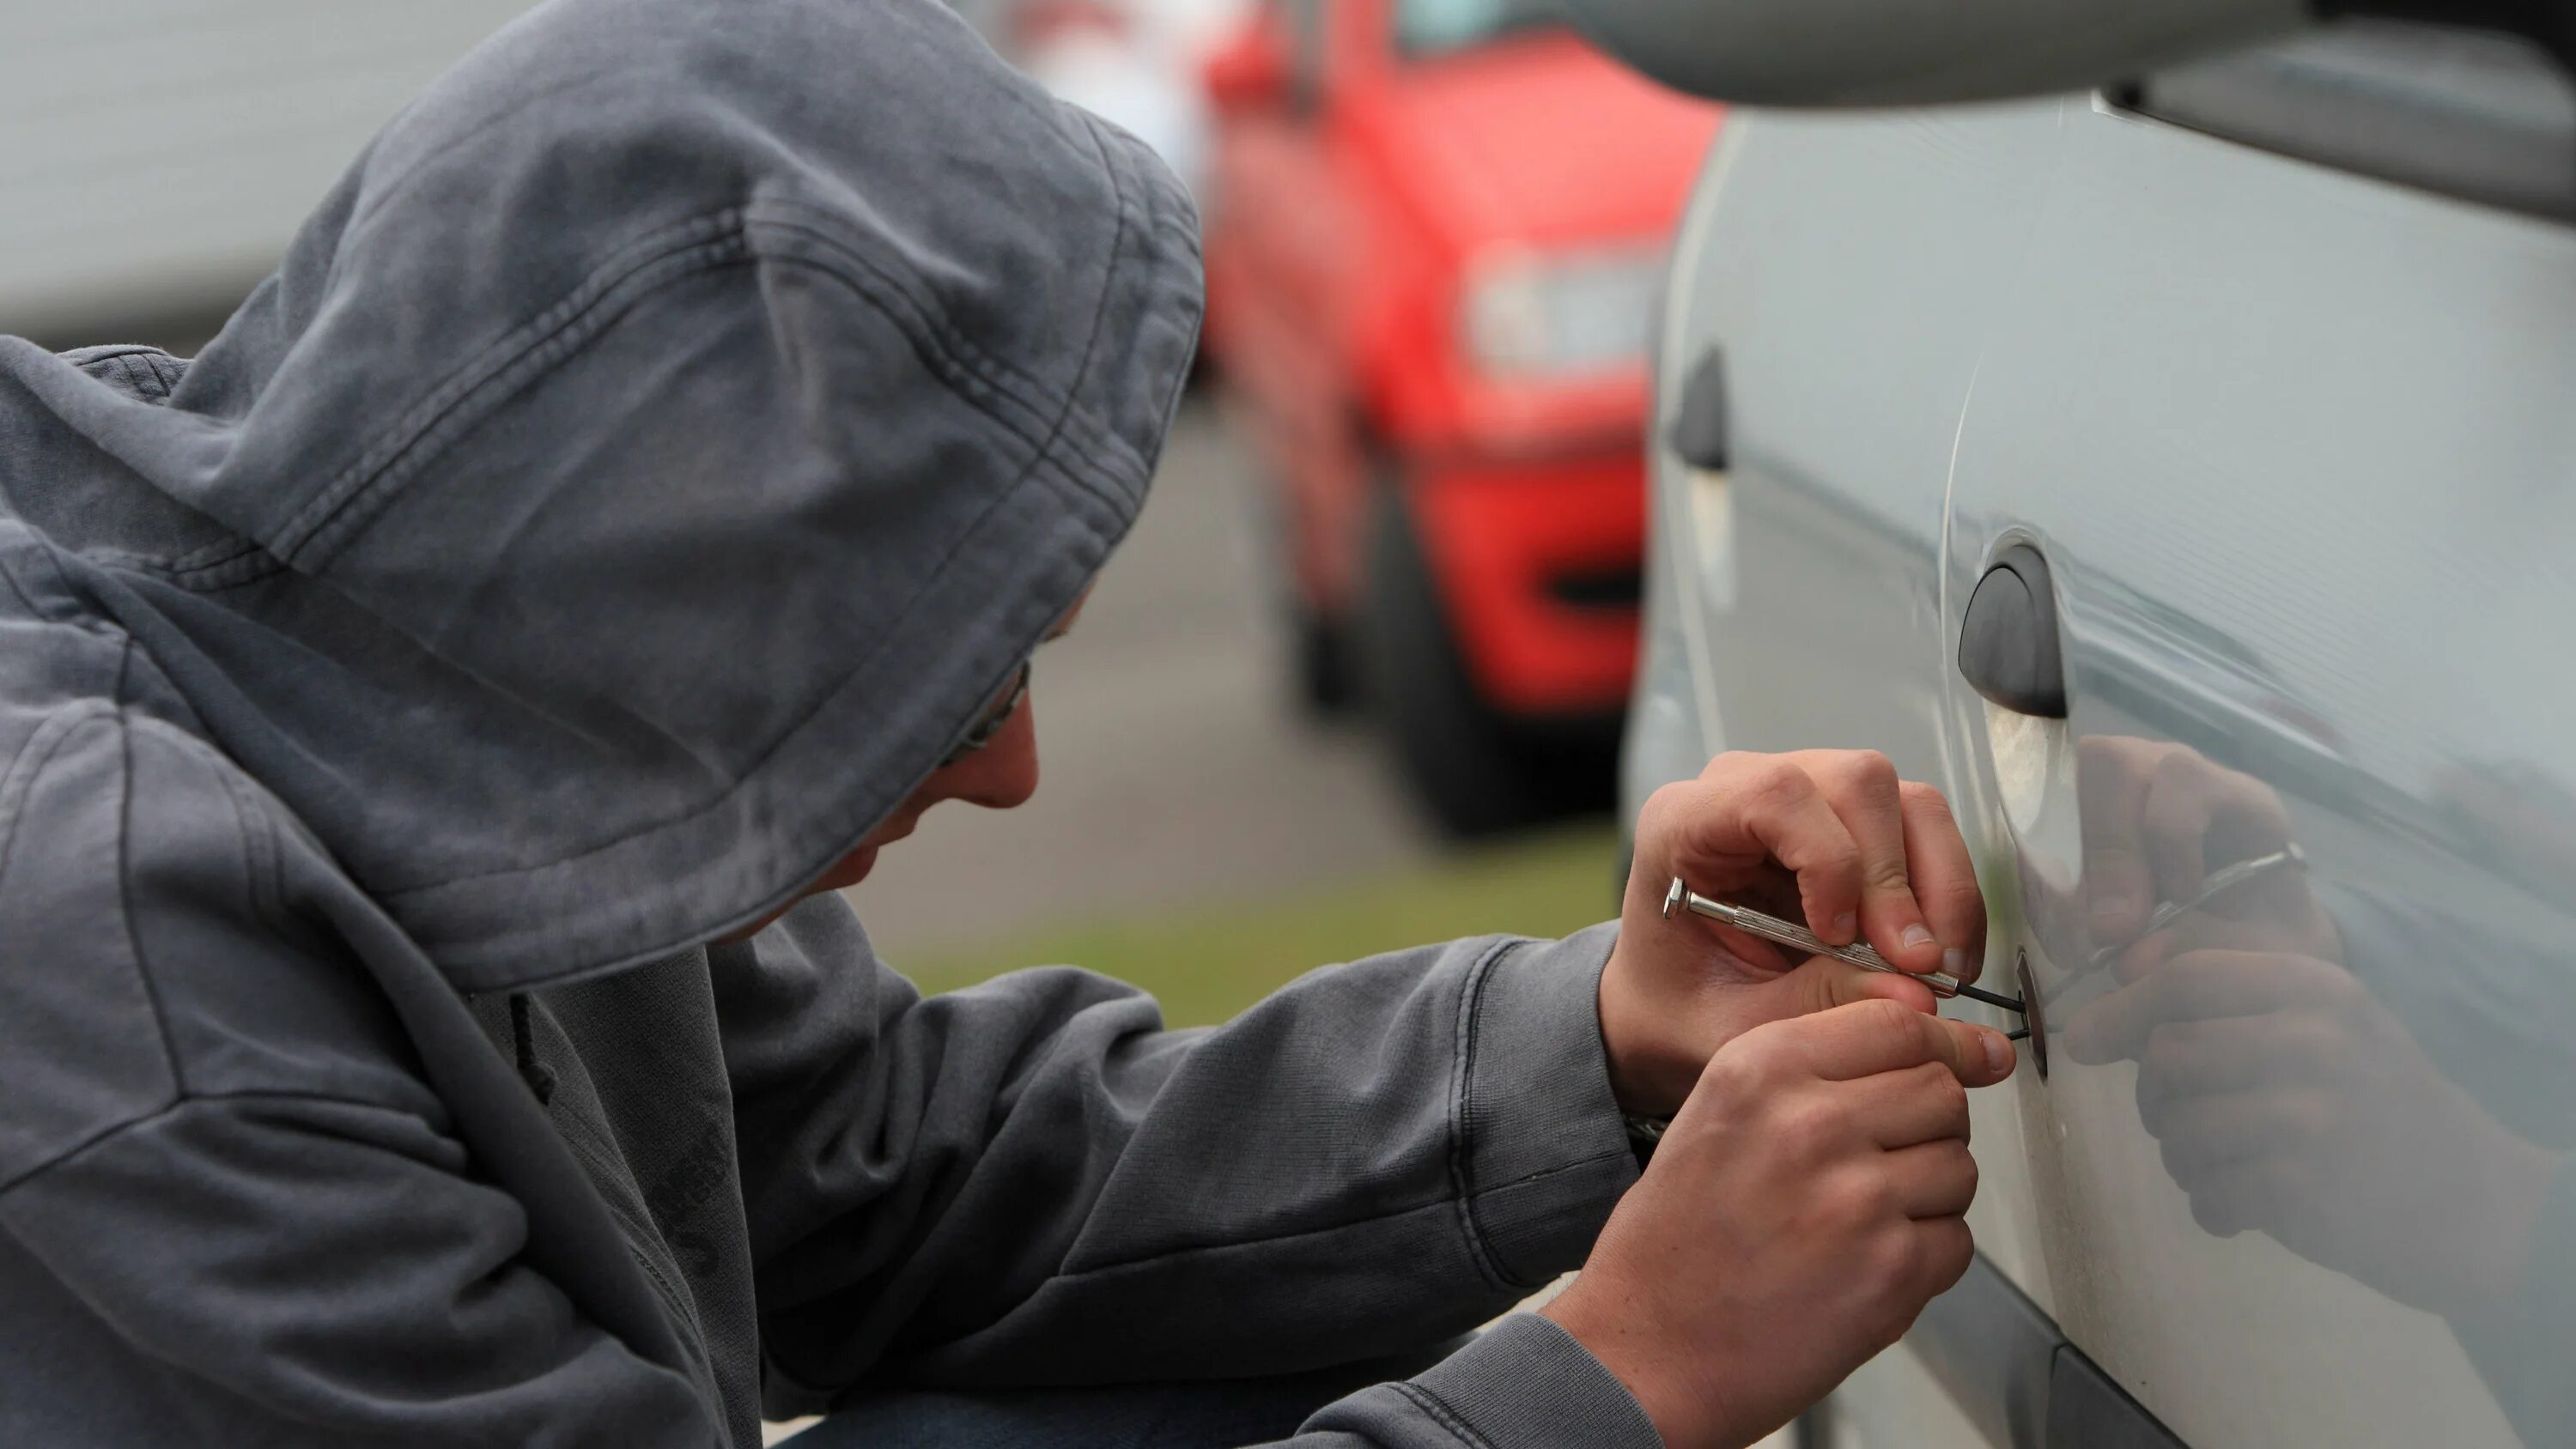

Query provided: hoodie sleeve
[1269,1313,1662,1449]
[716,900,1643,1417]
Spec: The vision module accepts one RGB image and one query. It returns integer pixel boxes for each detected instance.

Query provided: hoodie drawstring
[509,992,557,1105]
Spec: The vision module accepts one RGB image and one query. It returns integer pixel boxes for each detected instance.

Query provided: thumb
[1799,960,2015,1084]
[1929,1011,2019,1087]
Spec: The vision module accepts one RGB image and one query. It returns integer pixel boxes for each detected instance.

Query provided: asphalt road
[844,398,1440,960]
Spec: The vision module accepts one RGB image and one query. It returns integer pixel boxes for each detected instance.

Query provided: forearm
[735,902,1637,1402]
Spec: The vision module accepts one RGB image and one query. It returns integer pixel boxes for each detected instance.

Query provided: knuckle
[1930,870,1985,914]
[1842,750,1900,793]
[2315,972,2368,1016]
[1706,749,1763,779]
[1778,1096,1852,1160]
[1853,997,1923,1052]
[2136,1083,2174,1141]
[1703,1041,1772,1101]
[2282,1092,2335,1143]
[1927,1221,1974,1289]
[1639,783,1687,837]
[1864,852,1912,892]
[1899,779,1956,820]
[2142,1024,2192,1080]
[1860,1223,1917,1288]
[1749,757,1820,808]
[2281,1016,2342,1065]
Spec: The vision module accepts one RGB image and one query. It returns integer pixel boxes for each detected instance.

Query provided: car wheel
[1289,600,1359,715]
[1359,484,1548,837]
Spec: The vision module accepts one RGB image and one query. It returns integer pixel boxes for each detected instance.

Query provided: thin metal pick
[2081,842,2309,973]
[1664,878,2026,1015]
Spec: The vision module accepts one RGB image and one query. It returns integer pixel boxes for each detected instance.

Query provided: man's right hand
[1543,997,2014,1449]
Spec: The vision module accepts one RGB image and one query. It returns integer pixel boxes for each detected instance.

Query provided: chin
[829,845,882,890]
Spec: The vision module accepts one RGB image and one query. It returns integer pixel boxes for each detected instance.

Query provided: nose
[939,700,1041,810]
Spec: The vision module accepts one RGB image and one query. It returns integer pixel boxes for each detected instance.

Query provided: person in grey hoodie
[0,1,2018,1445]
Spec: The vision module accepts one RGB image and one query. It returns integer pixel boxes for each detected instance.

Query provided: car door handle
[1959,543,2068,718]
[1667,345,1728,470]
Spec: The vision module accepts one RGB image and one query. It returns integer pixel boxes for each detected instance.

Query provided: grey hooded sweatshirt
[0,1,1659,1445]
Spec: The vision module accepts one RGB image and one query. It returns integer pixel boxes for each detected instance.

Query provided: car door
[1933,18,2576,1447]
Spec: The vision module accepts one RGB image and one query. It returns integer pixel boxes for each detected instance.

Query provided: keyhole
[2015,949,2047,1079]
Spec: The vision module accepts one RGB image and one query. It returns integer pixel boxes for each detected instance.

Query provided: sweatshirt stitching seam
[1446,937,1516,1292]
[738,209,1091,462]
[285,206,743,554]
[1388,1382,1494,1449]
[0,707,116,902]
[753,174,1166,486]
[279,216,756,566]
[0,1089,433,1200]
[0,539,44,620]
[1040,111,1141,490]
[1043,1192,1472,1282]
[274,191,1155,573]
[743,207,1150,505]
[112,641,189,1099]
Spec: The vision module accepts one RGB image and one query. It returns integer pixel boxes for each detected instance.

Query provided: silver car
[1595,2,2576,1444]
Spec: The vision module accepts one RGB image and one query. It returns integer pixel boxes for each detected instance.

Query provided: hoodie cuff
[1399,1313,1663,1449]
[1457,922,1638,1290]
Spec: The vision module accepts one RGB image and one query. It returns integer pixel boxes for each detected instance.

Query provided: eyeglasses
[939,661,1031,767]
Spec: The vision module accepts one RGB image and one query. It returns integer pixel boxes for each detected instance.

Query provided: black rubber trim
[2116,17,2576,223]
[1901,1251,2194,1446]
[1667,346,1728,471]
[1904,1250,2063,1446]
[2326,0,2576,76]
[2050,1344,2190,1448]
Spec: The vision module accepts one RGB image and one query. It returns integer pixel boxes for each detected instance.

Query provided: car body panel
[1630,26,2576,1447]
[1413,446,1642,712]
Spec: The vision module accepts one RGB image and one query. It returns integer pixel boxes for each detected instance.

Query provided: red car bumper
[1408,446,1643,719]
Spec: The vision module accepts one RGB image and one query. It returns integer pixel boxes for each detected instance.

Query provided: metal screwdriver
[1663,876,2027,1015]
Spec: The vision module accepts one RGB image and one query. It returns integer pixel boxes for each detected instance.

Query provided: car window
[2115,18,2576,222]
[1391,0,1558,57]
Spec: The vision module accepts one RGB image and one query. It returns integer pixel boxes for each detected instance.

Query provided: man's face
[722,590,1088,939]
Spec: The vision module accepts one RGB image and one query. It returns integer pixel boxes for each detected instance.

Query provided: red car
[1200,0,1719,834]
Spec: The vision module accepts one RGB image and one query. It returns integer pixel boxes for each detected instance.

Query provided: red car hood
[1373,30,1722,251]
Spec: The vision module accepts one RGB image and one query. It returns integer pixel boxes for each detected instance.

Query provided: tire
[1288,601,1360,716]
[1358,485,1549,837]
[1233,425,1358,718]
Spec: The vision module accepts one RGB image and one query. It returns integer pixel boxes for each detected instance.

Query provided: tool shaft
[1664,878,2026,1014]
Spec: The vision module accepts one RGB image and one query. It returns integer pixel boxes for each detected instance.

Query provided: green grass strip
[896,823,1624,1027]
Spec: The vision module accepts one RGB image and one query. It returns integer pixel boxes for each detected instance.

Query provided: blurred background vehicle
[1601,0,2576,1444]
[0,2,545,346]
[997,0,1250,202]
[1195,0,1719,836]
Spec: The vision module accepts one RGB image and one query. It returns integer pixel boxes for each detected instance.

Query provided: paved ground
[846,397,1441,961]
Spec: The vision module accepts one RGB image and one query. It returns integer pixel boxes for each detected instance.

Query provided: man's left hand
[1601,750,1995,1118]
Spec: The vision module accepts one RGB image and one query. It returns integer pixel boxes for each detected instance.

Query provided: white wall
[0,1,540,340]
